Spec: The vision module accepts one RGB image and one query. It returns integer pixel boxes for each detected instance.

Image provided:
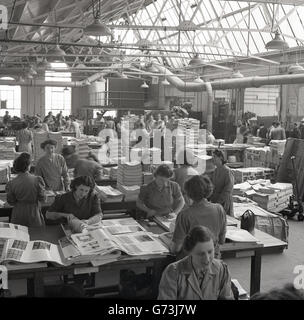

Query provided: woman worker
[171,175,226,259]
[35,139,70,192]
[6,153,46,227]
[158,226,234,300]
[136,164,185,218]
[210,150,234,217]
[46,176,103,222]
[16,121,33,155]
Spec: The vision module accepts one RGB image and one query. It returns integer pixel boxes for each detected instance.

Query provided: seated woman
[46,176,103,222]
[171,175,226,259]
[210,150,234,217]
[6,153,46,227]
[136,164,185,218]
[173,150,198,206]
[158,226,234,300]
[35,139,70,192]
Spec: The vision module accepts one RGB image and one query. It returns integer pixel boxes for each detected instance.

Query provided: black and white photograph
[1,0,304,305]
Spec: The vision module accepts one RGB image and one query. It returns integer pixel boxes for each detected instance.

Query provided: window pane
[45,63,71,117]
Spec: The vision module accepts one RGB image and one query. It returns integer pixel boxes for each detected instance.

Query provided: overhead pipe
[205,82,213,132]
[153,62,304,91]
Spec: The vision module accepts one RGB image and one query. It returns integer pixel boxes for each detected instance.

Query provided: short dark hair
[154,164,173,178]
[62,145,76,157]
[184,175,213,201]
[41,139,57,150]
[213,149,226,164]
[251,284,304,300]
[70,176,95,192]
[183,226,214,252]
[260,123,264,126]
[13,152,31,173]
[21,121,28,129]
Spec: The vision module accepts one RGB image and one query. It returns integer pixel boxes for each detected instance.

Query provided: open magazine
[0,222,30,241]
[154,213,238,232]
[0,239,67,266]
[64,218,169,260]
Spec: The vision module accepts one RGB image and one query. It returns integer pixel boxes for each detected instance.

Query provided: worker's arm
[136,197,156,217]
[171,183,185,214]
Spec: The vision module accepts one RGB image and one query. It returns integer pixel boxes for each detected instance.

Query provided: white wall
[244,86,279,117]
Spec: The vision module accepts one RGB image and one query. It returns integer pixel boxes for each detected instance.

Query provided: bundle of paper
[117,161,142,186]
[117,184,140,201]
[0,164,10,183]
[96,186,124,202]
[0,147,16,160]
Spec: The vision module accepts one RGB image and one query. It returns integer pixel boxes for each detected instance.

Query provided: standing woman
[6,153,46,227]
[35,139,70,192]
[16,121,33,155]
[210,150,234,217]
[171,175,226,259]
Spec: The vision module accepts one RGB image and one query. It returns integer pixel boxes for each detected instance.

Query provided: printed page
[153,213,177,232]
[103,224,146,235]
[112,232,169,256]
[58,237,81,260]
[101,218,140,227]
[0,222,29,241]
[70,229,119,256]
[226,226,258,243]
[3,239,66,265]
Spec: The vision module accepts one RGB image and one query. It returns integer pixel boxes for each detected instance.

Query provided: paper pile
[233,179,293,213]
[252,182,293,212]
[110,166,118,180]
[0,161,11,184]
[96,186,124,202]
[0,137,16,148]
[117,184,140,201]
[75,139,90,160]
[232,167,274,183]
[117,161,142,186]
[177,118,200,144]
[0,147,16,160]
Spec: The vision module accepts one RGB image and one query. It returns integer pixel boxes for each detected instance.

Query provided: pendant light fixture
[189,53,204,66]
[141,81,149,88]
[231,70,244,78]
[265,5,289,50]
[265,30,289,50]
[83,0,113,37]
[287,63,304,74]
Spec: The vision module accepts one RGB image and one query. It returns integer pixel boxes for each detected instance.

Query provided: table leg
[27,273,45,297]
[250,248,262,296]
